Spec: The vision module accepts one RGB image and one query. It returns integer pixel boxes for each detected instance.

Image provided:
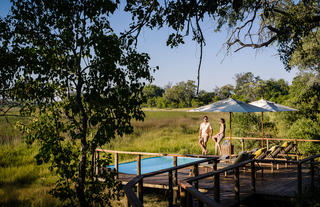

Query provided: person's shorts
[199,134,209,143]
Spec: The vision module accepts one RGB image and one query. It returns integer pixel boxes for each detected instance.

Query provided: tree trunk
[75,73,88,207]
[77,135,88,207]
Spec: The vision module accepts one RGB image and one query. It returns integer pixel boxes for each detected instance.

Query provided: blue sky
[0,1,299,91]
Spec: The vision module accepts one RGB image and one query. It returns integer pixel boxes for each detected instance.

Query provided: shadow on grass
[0,185,61,207]
[0,165,40,187]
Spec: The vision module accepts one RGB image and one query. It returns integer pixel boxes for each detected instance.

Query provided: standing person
[198,115,213,155]
[212,118,225,155]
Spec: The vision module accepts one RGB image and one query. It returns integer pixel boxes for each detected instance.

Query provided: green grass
[0,110,265,206]
[0,185,61,207]
[0,143,60,207]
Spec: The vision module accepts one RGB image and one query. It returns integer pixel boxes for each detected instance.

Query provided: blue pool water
[107,156,204,174]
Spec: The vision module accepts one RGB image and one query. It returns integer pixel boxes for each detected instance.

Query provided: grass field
[106,111,225,153]
[0,110,264,206]
[0,144,61,207]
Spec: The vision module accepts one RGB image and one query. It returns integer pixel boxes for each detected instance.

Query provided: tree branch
[232,35,277,52]
[195,0,205,95]
[122,0,157,47]
[226,3,281,52]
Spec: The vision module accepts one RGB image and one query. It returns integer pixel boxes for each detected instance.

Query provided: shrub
[288,118,320,155]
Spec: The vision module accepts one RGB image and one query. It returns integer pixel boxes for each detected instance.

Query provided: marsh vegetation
[1,109,317,206]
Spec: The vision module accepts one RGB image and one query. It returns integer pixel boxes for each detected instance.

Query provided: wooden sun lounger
[275,142,303,161]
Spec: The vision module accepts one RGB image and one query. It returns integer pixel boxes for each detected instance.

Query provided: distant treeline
[143,72,291,108]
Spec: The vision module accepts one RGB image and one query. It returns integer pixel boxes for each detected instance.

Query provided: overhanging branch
[231,35,277,52]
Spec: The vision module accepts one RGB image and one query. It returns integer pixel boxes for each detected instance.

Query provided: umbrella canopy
[190,98,269,160]
[249,99,297,148]
[189,98,270,113]
[249,99,297,112]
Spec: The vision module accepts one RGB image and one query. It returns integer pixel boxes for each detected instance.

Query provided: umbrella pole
[229,112,232,162]
[261,112,264,148]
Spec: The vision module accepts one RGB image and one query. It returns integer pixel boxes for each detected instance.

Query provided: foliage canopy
[124,0,320,77]
[1,0,154,206]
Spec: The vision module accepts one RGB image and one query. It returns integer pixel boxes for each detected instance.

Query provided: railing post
[173,156,178,204]
[251,161,256,192]
[297,162,302,196]
[191,163,200,207]
[193,163,199,189]
[213,160,218,171]
[138,178,143,204]
[214,173,220,203]
[180,186,187,207]
[310,158,315,192]
[115,152,119,179]
[234,167,240,202]
[187,191,193,207]
[241,138,244,152]
[137,154,141,175]
[137,154,143,204]
[168,170,173,207]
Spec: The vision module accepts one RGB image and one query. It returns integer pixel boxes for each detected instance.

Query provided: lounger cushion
[269,145,278,153]
[282,142,288,148]
[254,148,267,159]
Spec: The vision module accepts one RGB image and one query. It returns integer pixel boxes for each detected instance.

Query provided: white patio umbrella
[190,98,269,160]
[249,99,297,148]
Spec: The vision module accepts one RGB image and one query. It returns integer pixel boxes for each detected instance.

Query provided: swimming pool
[107,156,204,174]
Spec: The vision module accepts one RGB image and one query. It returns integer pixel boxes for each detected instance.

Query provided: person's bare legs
[199,138,206,155]
[216,142,222,155]
[217,137,222,155]
[203,140,208,155]
[212,136,218,155]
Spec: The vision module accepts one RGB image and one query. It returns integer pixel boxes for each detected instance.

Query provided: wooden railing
[95,149,217,177]
[297,154,320,195]
[180,159,258,207]
[95,149,219,207]
[119,154,319,207]
[95,137,320,206]
[179,155,320,207]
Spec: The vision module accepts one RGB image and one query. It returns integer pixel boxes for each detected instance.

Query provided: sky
[0,1,299,92]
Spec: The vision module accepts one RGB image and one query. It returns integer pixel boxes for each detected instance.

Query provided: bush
[288,118,320,155]
[147,97,157,108]
[191,99,202,107]
[232,113,261,137]
[288,118,320,139]
[178,101,188,108]
[156,97,167,108]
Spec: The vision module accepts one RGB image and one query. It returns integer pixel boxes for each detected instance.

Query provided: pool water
[107,156,204,174]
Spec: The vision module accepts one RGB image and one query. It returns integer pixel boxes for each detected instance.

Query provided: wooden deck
[96,143,320,206]
[117,163,319,206]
